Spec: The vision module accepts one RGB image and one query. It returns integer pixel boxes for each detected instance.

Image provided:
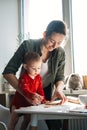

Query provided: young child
[8,52,46,130]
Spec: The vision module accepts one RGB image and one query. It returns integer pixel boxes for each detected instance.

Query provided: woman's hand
[51,90,67,104]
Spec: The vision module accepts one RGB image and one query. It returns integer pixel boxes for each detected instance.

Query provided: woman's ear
[23,64,27,70]
[43,31,46,38]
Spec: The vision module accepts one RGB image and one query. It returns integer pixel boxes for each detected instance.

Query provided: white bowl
[78,95,87,106]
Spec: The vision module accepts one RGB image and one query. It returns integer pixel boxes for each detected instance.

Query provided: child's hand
[32,93,44,105]
[33,93,44,101]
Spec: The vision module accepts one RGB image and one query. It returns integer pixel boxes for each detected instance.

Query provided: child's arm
[19,74,44,105]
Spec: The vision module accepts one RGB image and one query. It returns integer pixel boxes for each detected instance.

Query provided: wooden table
[14,101,87,129]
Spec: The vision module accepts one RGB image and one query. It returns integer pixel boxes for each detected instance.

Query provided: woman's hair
[46,20,67,37]
[24,51,41,64]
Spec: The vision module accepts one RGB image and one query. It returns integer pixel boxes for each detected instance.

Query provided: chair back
[0,121,7,130]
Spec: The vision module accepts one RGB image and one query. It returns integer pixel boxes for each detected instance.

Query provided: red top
[11,72,46,109]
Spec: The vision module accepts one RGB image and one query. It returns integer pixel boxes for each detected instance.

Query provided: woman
[3,20,67,130]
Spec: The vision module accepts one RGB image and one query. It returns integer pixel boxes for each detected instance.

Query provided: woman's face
[44,33,65,52]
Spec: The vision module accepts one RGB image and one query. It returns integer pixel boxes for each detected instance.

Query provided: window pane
[72,0,87,74]
[24,0,63,38]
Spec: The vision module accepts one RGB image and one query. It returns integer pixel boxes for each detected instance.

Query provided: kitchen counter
[63,89,87,96]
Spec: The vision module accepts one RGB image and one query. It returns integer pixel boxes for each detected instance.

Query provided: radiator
[68,119,87,130]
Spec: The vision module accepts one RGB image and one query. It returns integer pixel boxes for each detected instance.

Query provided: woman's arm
[2,42,26,92]
[3,74,21,93]
[51,80,67,104]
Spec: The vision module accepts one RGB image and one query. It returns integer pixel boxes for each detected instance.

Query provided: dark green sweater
[3,38,65,87]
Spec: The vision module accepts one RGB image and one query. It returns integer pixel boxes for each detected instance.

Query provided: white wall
[0,0,19,90]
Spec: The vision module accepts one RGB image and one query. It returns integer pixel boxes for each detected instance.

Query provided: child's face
[25,60,42,78]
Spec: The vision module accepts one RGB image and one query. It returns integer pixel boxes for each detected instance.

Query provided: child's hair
[46,20,67,37]
[24,51,41,64]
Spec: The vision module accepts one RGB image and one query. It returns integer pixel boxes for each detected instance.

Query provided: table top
[14,101,87,118]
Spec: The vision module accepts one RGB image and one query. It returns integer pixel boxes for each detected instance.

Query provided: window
[24,0,63,39]
[72,0,87,74]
